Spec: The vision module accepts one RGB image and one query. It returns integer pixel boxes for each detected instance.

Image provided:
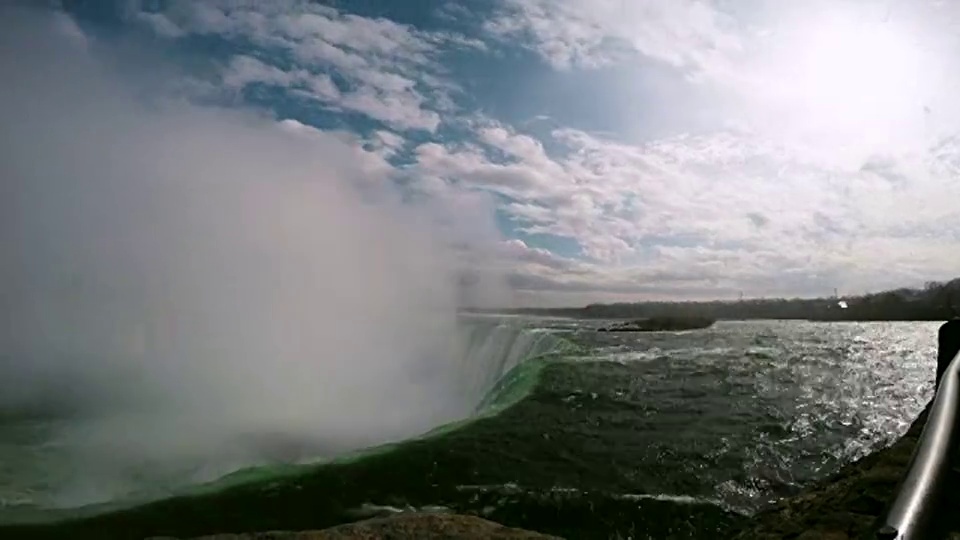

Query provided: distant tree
[514,275,960,321]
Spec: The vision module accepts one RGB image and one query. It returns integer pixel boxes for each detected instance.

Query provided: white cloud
[221,55,342,99]
[499,239,572,271]
[367,129,406,159]
[134,0,467,132]
[116,0,960,303]
[338,87,441,132]
[412,118,960,301]
[135,12,185,38]
[52,9,90,49]
[485,0,960,160]
[413,141,562,198]
[486,0,741,71]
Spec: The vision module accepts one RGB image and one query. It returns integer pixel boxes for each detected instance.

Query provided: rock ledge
[160,513,560,539]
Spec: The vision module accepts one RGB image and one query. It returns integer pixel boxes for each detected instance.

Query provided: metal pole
[876,320,960,539]
[938,320,960,387]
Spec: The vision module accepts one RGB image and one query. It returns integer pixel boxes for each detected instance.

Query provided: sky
[19,0,960,306]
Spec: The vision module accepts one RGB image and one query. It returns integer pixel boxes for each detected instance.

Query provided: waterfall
[455,319,573,412]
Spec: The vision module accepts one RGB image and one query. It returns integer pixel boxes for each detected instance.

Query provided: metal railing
[876,320,960,539]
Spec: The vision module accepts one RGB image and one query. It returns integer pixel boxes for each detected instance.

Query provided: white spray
[0,8,490,506]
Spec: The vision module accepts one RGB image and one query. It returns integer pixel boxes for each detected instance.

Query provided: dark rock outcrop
[155,513,560,539]
[729,404,960,539]
[598,316,715,332]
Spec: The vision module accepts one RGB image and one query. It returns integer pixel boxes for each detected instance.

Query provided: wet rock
[158,513,560,539]
[729,405,949,539]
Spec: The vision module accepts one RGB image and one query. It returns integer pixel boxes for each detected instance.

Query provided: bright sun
[766,9,933,142]
[800,16,921,113]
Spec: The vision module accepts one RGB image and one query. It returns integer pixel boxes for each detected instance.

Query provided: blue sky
[24,0,960,305]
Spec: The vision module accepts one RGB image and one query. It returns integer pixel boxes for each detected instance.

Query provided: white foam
[616,493,725,507]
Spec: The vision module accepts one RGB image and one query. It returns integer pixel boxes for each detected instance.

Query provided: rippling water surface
[0,318,940,538]
[564,319,936,511]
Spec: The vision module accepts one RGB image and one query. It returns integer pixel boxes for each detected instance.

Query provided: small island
[598,316,716,332]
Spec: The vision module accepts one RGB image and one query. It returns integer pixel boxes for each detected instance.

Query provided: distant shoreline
[467,277,960,322]
[466,308,953,323]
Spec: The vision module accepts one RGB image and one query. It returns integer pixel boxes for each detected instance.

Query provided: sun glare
[800,16,922,114]
[762,9,935,145]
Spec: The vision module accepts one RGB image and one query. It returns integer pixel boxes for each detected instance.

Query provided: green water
[0,319,938,539]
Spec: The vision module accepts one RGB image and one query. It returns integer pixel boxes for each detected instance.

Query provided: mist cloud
[0,8,475,505]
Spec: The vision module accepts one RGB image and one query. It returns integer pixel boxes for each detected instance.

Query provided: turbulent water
[0,317,940,538]
[0,318,571,517]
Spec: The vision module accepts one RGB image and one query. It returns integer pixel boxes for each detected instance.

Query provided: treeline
[505,278,960,321]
